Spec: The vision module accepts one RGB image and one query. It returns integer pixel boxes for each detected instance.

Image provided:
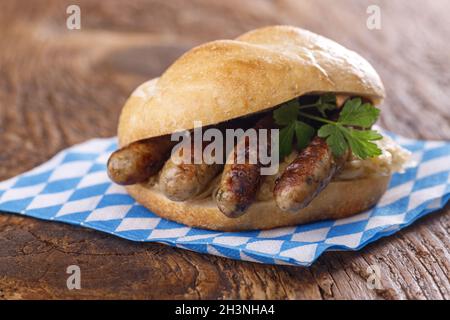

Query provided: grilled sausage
[274,137,348,212]
[159,141,223,201]
[215,115,274,218]
[107,136,175,185]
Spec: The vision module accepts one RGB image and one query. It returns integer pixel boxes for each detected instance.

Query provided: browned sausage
[274,136,348,212]
[107,136,175,185]
[159,141,223,201]
[159,120,254,202]
[215,115,274,218]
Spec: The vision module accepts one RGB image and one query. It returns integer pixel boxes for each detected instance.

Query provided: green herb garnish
[274,95,383,159]
[315,93,337,116]
[274,101,315,159]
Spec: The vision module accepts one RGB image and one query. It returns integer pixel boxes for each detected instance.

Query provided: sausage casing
[215,115,274,218]
[274,137,347,212]
[159,142,223,201]
[107,136,174,185]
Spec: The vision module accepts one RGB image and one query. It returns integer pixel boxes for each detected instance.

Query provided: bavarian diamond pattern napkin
[0,132,449,266]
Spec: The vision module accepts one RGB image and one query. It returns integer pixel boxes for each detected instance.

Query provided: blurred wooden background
[0,0,449,299]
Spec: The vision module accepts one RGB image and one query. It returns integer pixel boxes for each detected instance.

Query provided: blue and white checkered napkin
[0,132,449,266]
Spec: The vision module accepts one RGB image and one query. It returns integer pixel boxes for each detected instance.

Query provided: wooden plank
[0,0,448,299]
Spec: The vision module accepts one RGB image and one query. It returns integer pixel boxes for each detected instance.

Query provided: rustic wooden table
[0,0,449,300]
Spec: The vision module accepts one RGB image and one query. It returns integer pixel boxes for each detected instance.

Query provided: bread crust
[118,26,385,146]
[126,175,390,231]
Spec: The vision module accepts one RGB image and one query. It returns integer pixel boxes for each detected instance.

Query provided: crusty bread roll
[118,25,384,146]
[127,175,390,231]
[117,25,389,231]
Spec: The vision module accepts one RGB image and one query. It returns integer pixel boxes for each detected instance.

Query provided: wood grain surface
[0,0,449,300]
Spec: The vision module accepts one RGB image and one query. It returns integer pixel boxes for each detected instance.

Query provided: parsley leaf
[314,98,383,159]
[318,124,383,159]
[273,100,299,126]
[279,120,315,159]
[273,95,383,160]
[279,122,296,159]
[318,124,348,157]
[295,121,315,150]
[315,93,337,116]
[338,98,380,128]
[295,121,316,150]
[340,127,383,159]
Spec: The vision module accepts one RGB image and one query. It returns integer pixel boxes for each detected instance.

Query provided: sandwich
[107,25,410,231]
